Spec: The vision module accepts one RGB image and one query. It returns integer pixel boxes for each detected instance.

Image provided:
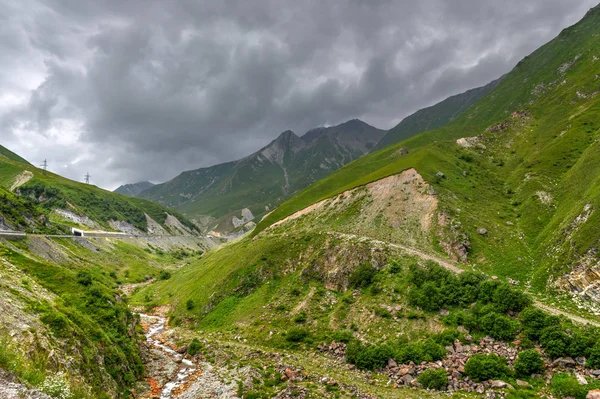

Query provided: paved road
[332,231,600,327]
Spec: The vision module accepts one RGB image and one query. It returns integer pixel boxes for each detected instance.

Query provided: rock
[440,309,449,316]
[477,228,488,236]
[436,172,445,178]
[388,358,398,368]
[576,357,587,366]
[592,370,600,377]
[516,380,531,388]
[490,380,511,389]
[553,357,577,369]
[588,389,600,399]
[576,374,588,385]
[176,346,188,354]
[401,374,414,385]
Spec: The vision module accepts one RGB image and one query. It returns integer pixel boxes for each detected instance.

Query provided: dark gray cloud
[1,0,598,189]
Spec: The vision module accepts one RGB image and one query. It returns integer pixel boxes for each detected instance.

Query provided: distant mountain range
[121,77,503,233]
[114,181,155,197]
[136,119,385,232]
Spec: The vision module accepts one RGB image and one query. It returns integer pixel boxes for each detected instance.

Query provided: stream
[141,314,197,398]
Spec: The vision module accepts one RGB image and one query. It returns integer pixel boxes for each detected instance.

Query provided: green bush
[588,342,600,368]
[491,284,531,313]
[395,340,446,364]
[76,271,93,286]
[514,350,544,377]
[551,373,588,399]
[520,307,554,340]
[187,338,202,356]
[158,270,172,280]
[478,312,518,341]
[433,329,460,346]
[286,328,310,343]
[464,354,511,382]
[540,327,571,359]
[293,312,307,323]
[331,330,354,343]
[389,261,402,274]
[346,341,393,370]
[348,263,378,289]
[417,369,447,390]
[186,299,195,310]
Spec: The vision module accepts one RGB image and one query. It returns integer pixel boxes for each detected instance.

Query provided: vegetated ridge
[114,181,155,197]
[0,145,198,236]
[372,75,504,152]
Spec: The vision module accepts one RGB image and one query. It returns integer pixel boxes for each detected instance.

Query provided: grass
[0,146,197,233]
[249,5,600,294]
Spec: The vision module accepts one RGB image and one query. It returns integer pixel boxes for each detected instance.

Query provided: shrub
[422,340,447,362]
[464,354,511,382]
[540,327,571,359]
[569,330,596,358]
[76,271,93,286]
[158,270,172,280]
[433,329,460,346]
[396,342,425,364]
[417,369,447,390]
[491,283,531,313]
[286,328,310,342]
[331,329,354,343]
[349,263,378,289]
[187,338,202,356]
[347,341,393,370]
[478,280,501,303]
[588,342,600,368]
[551,373,587,399]
[186,299,195,310]
[389,261,402,274]
[293,312,307,323]
[514,350,544,377]
[520,307,553,340]
[478,312,518,341]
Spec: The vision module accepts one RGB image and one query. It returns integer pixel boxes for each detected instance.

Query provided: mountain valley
[4,3,600,399]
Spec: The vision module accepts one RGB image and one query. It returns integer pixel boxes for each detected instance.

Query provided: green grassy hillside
[255,4,600,293]
[373,76,503,151]
[0,145,197,234]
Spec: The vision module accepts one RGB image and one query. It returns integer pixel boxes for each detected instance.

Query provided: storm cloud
[1,0,598,189]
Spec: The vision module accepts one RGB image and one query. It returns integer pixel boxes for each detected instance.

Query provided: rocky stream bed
[137,314,239,399]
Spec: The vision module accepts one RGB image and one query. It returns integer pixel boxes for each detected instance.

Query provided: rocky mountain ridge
[138,119,385,233]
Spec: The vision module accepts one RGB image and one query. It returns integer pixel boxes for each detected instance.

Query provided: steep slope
[256,3,600,296]
[0,145,198,235]
[373,76,503,151]
[114,181,155,197]
[139,119,385,231]
[0,144,30,165]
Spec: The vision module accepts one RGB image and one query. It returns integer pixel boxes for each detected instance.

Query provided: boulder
[576,374,588,385]
[516,380,531,388]
[490,380,512,389]
[587,390,600,399]
[553,357,577,368]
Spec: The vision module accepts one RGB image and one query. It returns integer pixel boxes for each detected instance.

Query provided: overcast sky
[1,0,598,190]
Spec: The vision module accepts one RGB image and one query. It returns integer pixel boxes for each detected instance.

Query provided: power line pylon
[84,173,91,184]
[40,159,48,175]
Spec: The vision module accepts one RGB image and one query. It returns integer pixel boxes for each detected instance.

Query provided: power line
[84,173,91,184]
